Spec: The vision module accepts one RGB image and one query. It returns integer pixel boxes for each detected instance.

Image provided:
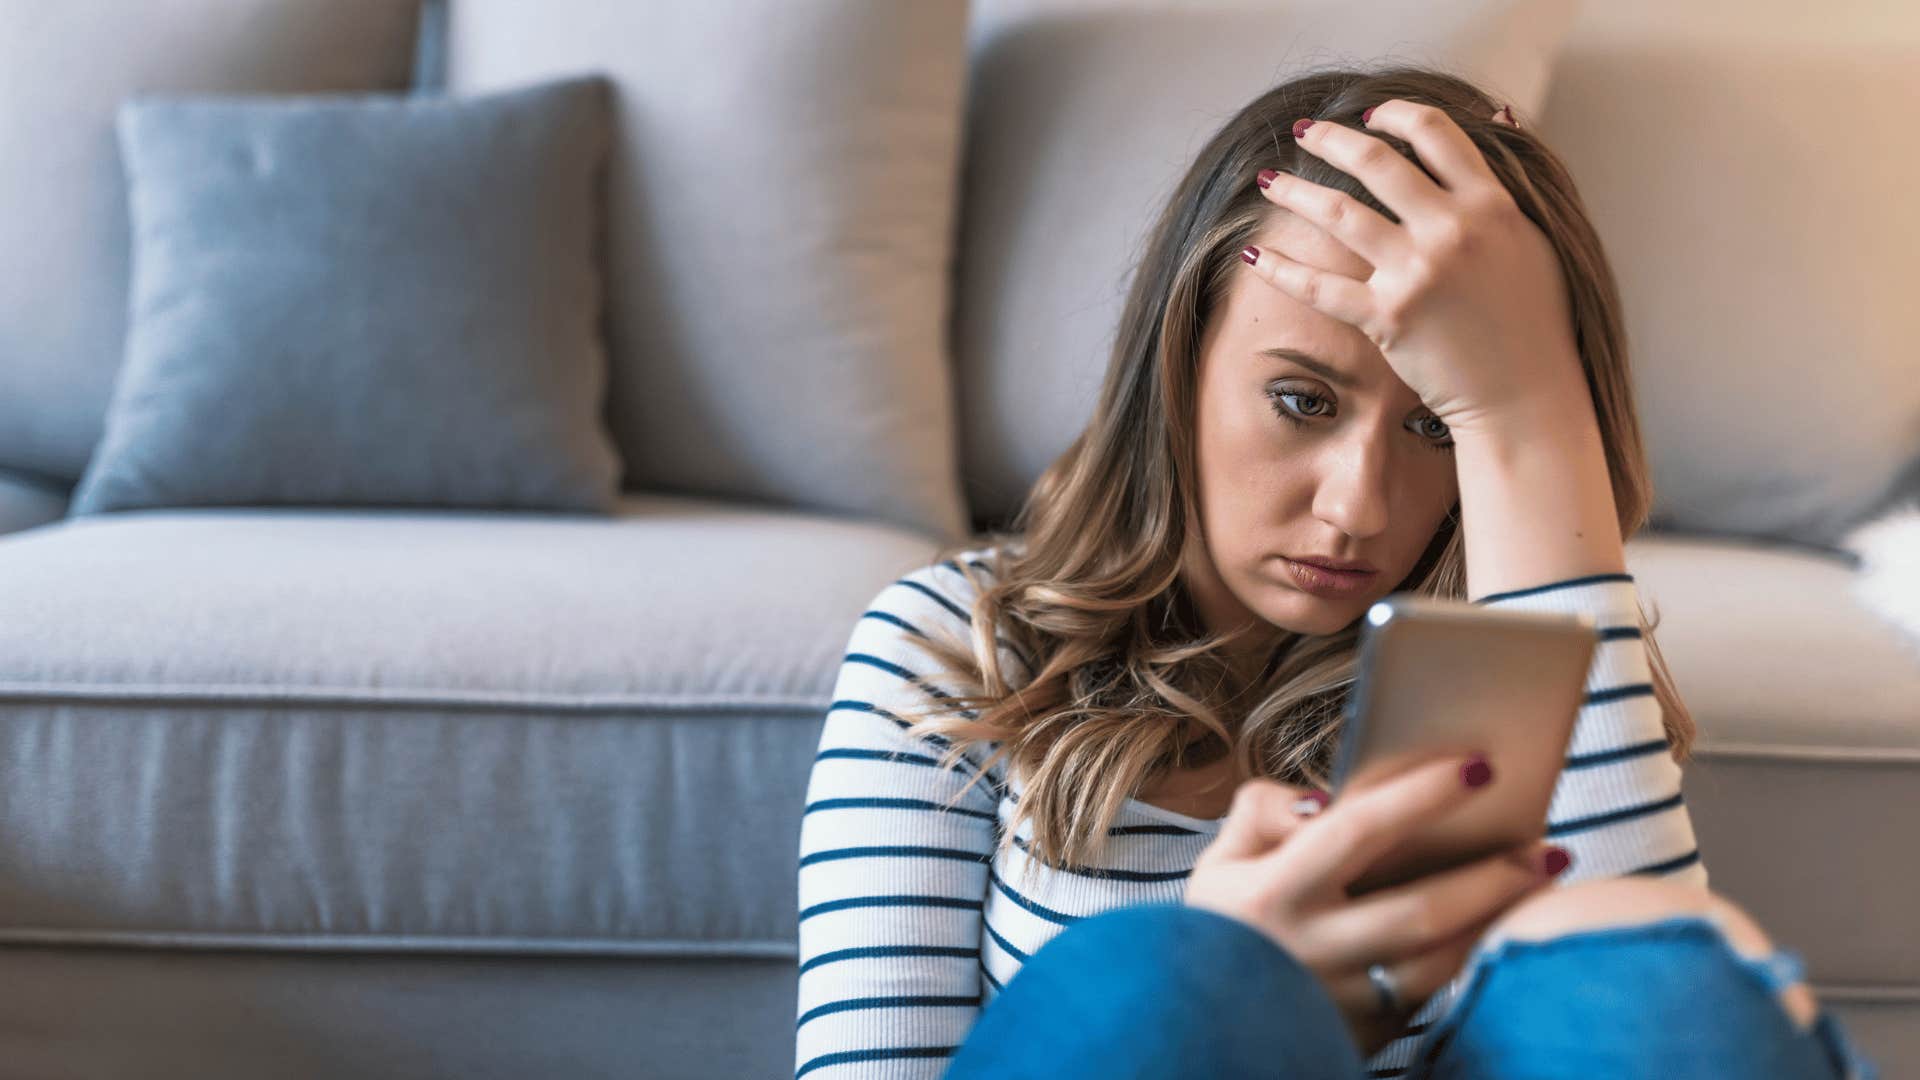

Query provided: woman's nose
[1310,444,1391,538]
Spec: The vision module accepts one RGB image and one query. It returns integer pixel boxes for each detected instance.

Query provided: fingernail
[1499,104,1517,126]
[1256,168,1277,189]
[1291,790,1330,816]
[1542,845,1573,877]
[1291,118,1314,139]
[1461,754,1493,788]
[1361,106,1376,124]
[1241,245,1260,266]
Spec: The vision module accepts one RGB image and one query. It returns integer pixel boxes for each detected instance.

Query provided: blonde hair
[899,64,1692,885]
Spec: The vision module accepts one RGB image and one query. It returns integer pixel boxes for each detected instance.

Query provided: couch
[1,1,1914,1077]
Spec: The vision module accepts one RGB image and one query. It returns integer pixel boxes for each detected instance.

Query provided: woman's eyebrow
[1257,347,1358,389]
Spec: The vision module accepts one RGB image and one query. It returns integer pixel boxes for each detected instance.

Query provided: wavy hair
[898,64,1693,885]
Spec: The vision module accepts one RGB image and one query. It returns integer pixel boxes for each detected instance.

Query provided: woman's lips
[1279,557,1377,597]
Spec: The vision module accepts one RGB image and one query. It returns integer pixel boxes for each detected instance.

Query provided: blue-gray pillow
[69,76,621,517]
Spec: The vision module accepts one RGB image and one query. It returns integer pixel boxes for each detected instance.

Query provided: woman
[793,66,1878,1079]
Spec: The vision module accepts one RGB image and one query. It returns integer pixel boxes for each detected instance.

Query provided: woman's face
[1182,208,1461,651]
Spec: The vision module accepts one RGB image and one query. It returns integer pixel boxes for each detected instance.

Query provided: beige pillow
[951,0,1582,526]
[432,0,973,542]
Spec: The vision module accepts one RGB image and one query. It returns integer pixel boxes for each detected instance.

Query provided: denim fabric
[944,902,1879,1080]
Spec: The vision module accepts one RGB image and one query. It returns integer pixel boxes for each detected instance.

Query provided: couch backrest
[0,0,420,485]
[1531,0,1920,549]
[950,0,1920,550]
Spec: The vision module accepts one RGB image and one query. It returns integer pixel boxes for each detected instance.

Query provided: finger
[1308,841,1564,965]
[1255,168,1411,272]
[1240,244,1374,331]
[1290,111,1450,234]
[1355,99,1507,209]
[1493,103,1520,128]
[1267,753,1491,897]
[1206,777,1325,861]
[1331,917,1491,1050]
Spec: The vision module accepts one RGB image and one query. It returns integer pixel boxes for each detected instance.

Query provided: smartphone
[1328,592,1598,896]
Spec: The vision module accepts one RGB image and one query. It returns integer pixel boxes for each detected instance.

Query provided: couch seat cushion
[1625,532,1920,989]
[0,493,941,957]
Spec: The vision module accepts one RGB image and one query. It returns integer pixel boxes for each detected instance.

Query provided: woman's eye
[1268,388,1329,420]
[1267,387,1456,452]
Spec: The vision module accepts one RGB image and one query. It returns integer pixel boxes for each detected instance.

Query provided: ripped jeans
[943,901,1879,1080]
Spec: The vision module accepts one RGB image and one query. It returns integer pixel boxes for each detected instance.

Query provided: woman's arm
[1448,368,1626,601]
[1448,373,1708,887]
[795,564,1002,1079]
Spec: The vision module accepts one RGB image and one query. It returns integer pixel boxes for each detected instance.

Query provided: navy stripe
[1110,822,1206,837]
[843,653,959,700]
[1010,791,1204,837]
[803,797,998,823]
[800,845,990,869]
[896,579,972,624]
[980,956,1005,993]
[1010,834,1192,883]
[1585,682,1655,706]
[797,993,980,1030]
[988,867,1082,926]
[1546,791,1685,838]
[1368,1069,1408,1078]
[814,747,943,768]
[1598,625,1643,641]
[822,701,1008,801]
[798,944,977,976]
[796,1045,955,1079]
[1566,738,1669,770]
[863,602,1036,677]
[827,699,951,745]
[799,894,982,923]
[859,609,925,638]
[1472,572,1634,605]
[982,917,1030,963]
[1629,848,1702,877]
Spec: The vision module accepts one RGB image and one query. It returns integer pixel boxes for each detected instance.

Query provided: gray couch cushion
[0,469,68,536]
[432,0,974,542]
[69,77,621,517]
[0,493,940,954]
[0,0,420,483]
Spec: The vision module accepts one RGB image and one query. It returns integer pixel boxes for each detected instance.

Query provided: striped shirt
[795,545,1708,1079]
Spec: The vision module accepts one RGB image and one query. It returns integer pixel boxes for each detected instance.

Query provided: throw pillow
[69,75,622,517]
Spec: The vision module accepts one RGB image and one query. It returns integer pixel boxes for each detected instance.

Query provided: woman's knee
[1481,876,1819,1029]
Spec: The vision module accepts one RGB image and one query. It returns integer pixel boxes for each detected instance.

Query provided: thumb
[1209,778,1326,860]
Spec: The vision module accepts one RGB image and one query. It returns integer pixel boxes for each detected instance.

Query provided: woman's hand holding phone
[1182,754,1572,1056]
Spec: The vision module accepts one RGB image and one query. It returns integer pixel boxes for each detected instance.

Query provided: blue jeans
[944,902,1879,1080]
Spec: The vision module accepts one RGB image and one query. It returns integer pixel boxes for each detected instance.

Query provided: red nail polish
[1256,168,1277,189]
[1362,106,1376,124]
[1543,846,1573,877]
[1291,118,1314,139]
[1461,754,1493,788]
[1241,246,1260,266]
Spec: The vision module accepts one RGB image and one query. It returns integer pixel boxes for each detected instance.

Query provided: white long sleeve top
[794,545,1708,1079]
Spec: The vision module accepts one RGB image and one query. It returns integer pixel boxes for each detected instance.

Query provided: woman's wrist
[1447,376,1630,601]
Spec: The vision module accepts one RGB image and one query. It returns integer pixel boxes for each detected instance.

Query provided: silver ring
[1366,962,1404,1015]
